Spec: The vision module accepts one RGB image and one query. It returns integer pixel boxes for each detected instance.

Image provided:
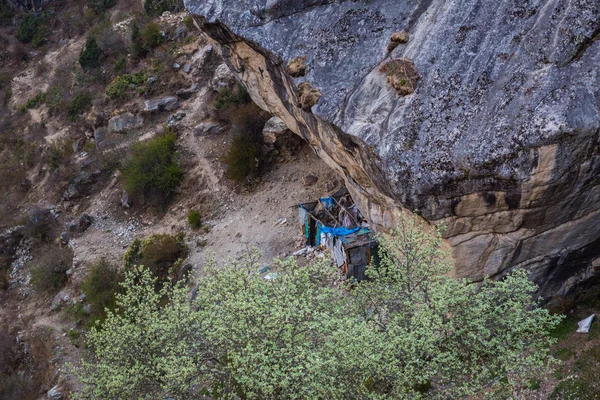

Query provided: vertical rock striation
[185,0,600,299]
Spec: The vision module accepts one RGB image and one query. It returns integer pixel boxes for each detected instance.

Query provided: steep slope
[185,0,600,298]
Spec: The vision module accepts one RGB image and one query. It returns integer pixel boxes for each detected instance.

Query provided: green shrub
[222,133,262,182]
[113,54,127,75]
[81,258,123,321]
[187,210,201,229]
[123,233,187,283]
[106,75,130,99]
[106,71,147,100]
[142,21,162,49]
[16,14,40,43]
[121,131,183,206]
[46,138,73,171]
[127,71,147,85]
[214,84,251,112]
[44,85,63,115]
[25,92,46,109]
[30,25,47,48]
[144,0,181,17]
[67,329,80,340]
[549,314,574,340]
[29,244,73,292]
[22,86,62,113]
[67,91,92,121]
[131,23,147,60]
[150,57,163,74]
[221,104,269,182]
[79,35,103,70]
[183,15,194,30]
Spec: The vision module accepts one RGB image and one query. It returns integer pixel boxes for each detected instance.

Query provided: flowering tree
[76,218,560,399]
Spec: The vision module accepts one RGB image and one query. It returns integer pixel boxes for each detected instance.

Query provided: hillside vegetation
[76,218,561,399]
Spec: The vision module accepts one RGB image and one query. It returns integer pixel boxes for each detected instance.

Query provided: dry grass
[124,233,188,284]
[221,103,270,182]
[379,58,419,96]
[297,81,322,112]
[387,31,409,52]
[81,258,123,322]
[286,55,307,77]
[29,244,74,292]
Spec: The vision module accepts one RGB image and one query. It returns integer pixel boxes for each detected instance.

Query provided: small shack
[297,187,377,281]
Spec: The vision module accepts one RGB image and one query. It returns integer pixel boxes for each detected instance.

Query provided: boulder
[0,226,25,257]
[176,83,199,99]
[167,112,186,127]
[262,117,289,145]
[302,174,318,187]
[72,139,82,153]
[174,25,188,40]
[186,0,600,300]
[50,291,70,311]
[143,96,179,113]
[183,63,192,73]
[93,127,107,146]
[62,171,101,201]
[47,385,63,400]
[210,63,237,91]
[77,213,93,232]
[108,113,143,133]
[193,44,213,67]
[192,44,220,81]
[262,116,303,162]
[121,192,131,208]
[194,121,227,137]
[67,213,93,233]
[59,231,69,245]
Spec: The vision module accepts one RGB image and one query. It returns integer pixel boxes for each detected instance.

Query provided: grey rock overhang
[185,0,420,120]
[187,0,600,296]
[185,0,600,217]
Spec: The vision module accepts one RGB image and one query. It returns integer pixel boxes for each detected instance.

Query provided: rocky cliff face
[185,0,600,299]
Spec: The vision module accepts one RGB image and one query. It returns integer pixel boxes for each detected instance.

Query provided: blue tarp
[319,225,361,237]
[319,196,335,210]
[316,224,361,245]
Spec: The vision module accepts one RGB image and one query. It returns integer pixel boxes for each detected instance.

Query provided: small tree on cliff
[130,23,147,60]
[75,217,561,399]
[79,36,103,70]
